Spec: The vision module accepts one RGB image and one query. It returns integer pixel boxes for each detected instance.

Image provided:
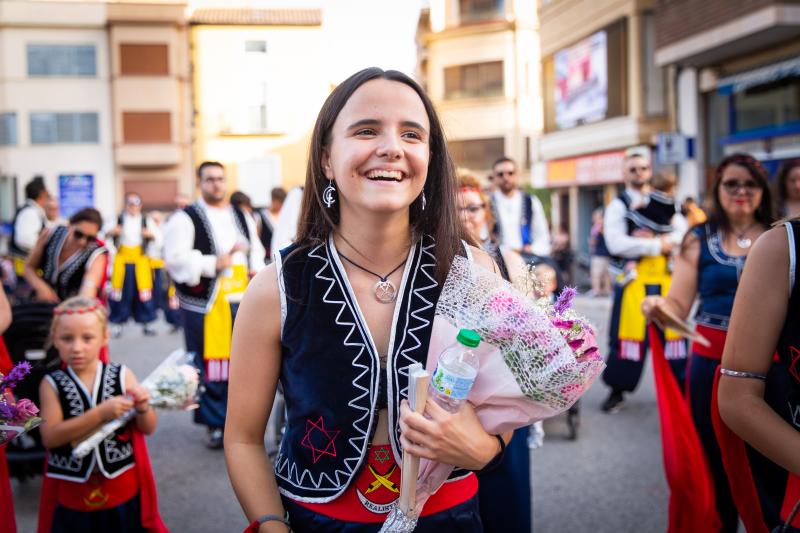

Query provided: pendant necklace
[734,223,758,249]
[337,251,407,304]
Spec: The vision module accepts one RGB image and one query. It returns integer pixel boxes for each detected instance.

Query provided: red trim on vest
[291,444,478,523]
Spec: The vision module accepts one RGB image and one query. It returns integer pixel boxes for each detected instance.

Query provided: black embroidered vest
[274,235,468,502]
[174,203,252,313]
[41,226,105,301]
[46,363,135,482]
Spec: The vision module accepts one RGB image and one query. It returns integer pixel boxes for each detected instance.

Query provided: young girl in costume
[37,296,166,533]
[226,68,508,532]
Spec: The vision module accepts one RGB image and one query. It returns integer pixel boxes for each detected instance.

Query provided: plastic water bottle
[428,329,481,413]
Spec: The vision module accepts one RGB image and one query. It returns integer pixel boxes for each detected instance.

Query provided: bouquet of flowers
[383,257,604,531]
[72,349,198,458]
[0,362,42,445]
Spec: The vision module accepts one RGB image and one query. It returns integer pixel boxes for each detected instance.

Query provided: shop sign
[546,150,626,187]
[555,31,608,130]
[59,174,94,218]
[656,133,694,164]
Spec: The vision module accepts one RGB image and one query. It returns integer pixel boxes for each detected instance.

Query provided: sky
[189,0,426,83]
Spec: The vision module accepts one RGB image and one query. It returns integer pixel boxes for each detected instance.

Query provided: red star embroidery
[790,346,800,383]
[301,416,340,464]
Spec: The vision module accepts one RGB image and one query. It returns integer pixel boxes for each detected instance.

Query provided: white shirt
[270,187,303,260]
[13,200,46,253]
[119,213,162,250]
[604,188,662,258]
[493,190,552,257]
[163,199,265,286]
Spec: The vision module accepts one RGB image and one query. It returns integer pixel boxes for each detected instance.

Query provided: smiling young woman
[225,68,506,533]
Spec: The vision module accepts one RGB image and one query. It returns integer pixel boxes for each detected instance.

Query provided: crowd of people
[0,65,799,532]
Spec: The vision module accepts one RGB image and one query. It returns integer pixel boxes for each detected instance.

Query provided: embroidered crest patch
[300,416,340,464]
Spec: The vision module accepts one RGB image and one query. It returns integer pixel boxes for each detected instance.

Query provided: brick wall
[654,0,800,48]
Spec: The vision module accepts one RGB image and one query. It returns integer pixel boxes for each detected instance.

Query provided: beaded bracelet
[256,512,291,529]
[720,368,767,381]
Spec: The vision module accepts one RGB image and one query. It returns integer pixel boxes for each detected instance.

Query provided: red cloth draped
[37,427,167,533]
[649,324,720,532]
[0,336,13,374]
[1,337,17,532]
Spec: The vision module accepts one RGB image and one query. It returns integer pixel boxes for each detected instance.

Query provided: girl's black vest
[274,235,468,502]
[173,202,252,313]
[45,362,135,482]
[41,225,106,301]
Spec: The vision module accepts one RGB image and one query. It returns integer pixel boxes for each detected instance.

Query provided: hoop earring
[323,180,336,208]
[421,192,427,211]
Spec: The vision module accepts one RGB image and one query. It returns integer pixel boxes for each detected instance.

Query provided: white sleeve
[529,195,552,257]
[245,212,266,273]
[14,208,43,252]
[604,198,662,258]
[163,211,217,285]
[146,216,163,250]
[669,213,689,246]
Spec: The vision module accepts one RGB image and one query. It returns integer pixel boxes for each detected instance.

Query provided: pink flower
[14,399,39,421]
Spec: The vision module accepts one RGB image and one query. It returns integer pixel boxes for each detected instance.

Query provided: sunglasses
[126,197,141,206]
[494,170,515,177]
[73,229,97,242]
[459,203,486,214]
[720,180,762,194]
[627,165,650,173]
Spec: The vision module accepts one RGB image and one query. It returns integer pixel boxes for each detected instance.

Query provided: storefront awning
[717,56,800,95]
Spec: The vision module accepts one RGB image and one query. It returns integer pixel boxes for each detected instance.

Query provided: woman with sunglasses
[642,153,774,531]
[23,207,108,303]
[457,174,531,533]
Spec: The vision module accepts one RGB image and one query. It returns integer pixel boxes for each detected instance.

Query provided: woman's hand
[35,285,60,303]
[641,295,665,321]
[99,395,134,421]
[399,399,498,470]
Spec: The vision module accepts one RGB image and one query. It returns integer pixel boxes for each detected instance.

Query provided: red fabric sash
[0,446,17,533]
[781,474,800,528]
[691,325,728,360]
[710,368,769,533]
[37,427,168,533]
[0,337,12,374]
[649,324,720,532]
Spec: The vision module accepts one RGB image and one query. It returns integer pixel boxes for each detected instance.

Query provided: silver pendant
[736,237,752,249]
[374,279,397,303]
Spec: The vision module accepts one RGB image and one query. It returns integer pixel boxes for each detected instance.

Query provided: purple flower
[0,401,16,421]
[551,318,575,330]
[0,362,32,390]
[554,286,577,315]
[13,399,39,421]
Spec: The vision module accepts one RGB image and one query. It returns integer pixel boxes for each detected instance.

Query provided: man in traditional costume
[164,161,265,449]
[601,153,685,412]
[106,193,160,337]
[10,176,49,297]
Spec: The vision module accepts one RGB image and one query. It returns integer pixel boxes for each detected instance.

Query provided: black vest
[10,201,47,258]
[173,202,252,313]
[608,191,640,275]
[274,235,468,502]
[40,226,106,301]
[46,362,135,482]
[114,212,151,249]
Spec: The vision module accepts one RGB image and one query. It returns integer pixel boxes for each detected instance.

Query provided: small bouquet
[383,257,604,531]
[72,350,198,458]
[0,362,42,445]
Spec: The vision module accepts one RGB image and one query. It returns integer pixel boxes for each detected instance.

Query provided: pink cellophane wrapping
[413,257,604,509]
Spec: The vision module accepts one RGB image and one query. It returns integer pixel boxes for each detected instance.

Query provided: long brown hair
[293,67,471,282]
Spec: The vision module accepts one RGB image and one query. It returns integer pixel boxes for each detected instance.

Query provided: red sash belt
[292,444,478,523]
[691,325,727,360]
[56,468,139,512]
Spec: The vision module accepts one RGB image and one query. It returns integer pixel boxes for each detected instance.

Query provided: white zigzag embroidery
[101,364,133,464]
[274,242,372,495]
[48,452,82,472]
[53,370,85,418]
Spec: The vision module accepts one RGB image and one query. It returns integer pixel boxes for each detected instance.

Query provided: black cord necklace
[337,251,407,303]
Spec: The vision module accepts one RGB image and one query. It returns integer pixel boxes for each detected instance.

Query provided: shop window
[733,77,800,133]
[0,113,16,145]
[459,0,504,23]
[642,12,666,117]
[444,61,503,100]
[123,179,178,211]
[122,112,171,143]
[120,44,168,75]
[30,112,99,144]
[27,44,96,76]
[449,137,505,171]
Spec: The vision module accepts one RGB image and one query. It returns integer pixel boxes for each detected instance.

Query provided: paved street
[12,295,667,532]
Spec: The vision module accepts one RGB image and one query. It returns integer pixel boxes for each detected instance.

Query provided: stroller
[2,301,59,481]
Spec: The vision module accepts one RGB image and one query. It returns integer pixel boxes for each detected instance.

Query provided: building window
[120,44,168,75]
[0,113,17,145]
[449,137,505,170]
[444,61,503,99]
[30,112,99,144]
[27,44,96,76]
[245,40,267,53]
[459,0,504,23]
[122,112,171,143]
[643,13,666,117]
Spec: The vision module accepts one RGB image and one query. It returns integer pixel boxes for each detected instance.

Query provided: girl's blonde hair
[457,173,496,238]
[48,296,108,346]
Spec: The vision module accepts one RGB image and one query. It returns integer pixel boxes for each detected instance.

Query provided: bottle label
[431,365,474,401]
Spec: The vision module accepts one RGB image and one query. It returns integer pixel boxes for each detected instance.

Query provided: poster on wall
[59,174,94,218]
[555,31,608,130]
